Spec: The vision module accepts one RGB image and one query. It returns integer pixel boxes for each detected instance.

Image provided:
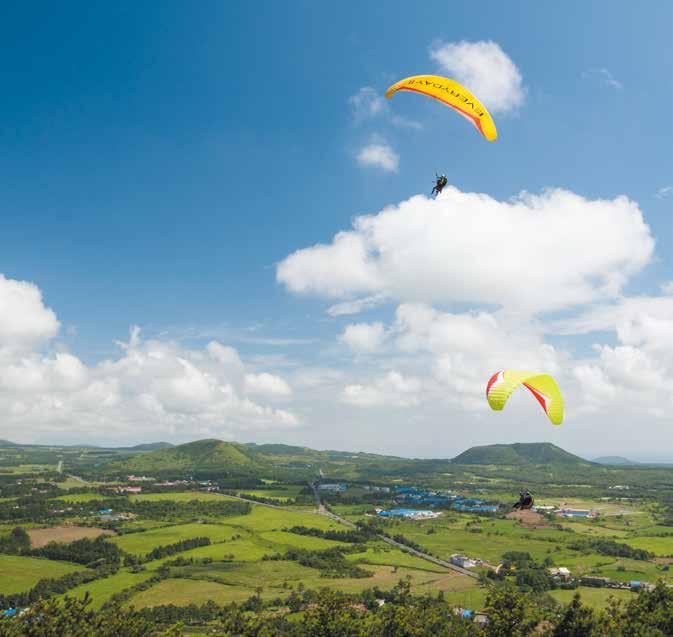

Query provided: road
[308,482,479,579]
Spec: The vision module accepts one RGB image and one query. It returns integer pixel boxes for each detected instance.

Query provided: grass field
[550,586,635,609]
[0,555,85,594]
[237,486,304,501]
[112,523,237,555]
[621,536,673,557]
[129,561,480,609]
[62,569,156,608]
[129,492,228,503]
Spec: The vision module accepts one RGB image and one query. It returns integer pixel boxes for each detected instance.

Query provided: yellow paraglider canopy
[486,370,564,425]
[385,75,497,141]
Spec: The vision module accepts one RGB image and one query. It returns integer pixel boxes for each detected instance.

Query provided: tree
[551,593,599,636]
[484,585,531,637]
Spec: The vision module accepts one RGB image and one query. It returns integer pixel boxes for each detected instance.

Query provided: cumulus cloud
[0,274,60,352]
[244,372,293,398]
[342,371,421,407]
[0,274,299,444]
[356,142,399,173]
[430,40,524,113]
[340,322,386,353]
[581,68,623,90]
[277,187,654,314]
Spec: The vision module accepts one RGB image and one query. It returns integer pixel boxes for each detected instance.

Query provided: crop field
[550,587,635,609]
[62,569,157,608]
[112,523,238,555]
[621,535,673,557]
[128,561,478,609]
[0,555,85,594]
[129,492,227,503]
[237,486,304,501]
[28,525,115,548]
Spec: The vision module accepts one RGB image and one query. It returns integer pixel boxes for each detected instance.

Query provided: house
[116,486,142,494]
[549,567,571,580]
[473,613,489,626]
[451,554,477,569]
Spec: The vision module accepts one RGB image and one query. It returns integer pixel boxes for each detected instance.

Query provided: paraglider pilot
[513,490,533,510]
[432,174,447,197]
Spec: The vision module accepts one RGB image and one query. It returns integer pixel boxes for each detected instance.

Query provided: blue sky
[0,2,671,458]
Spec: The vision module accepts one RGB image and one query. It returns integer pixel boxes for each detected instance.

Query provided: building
[451,554,477,569]
[558,508,595,518]
[318,483,347,492]
[127,475,153,482]
[376,508,441,520]
[549,567,571,580]
[115,486,142,494]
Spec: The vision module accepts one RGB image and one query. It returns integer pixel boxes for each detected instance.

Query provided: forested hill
[107,439,261,474]
[451,442,593,467]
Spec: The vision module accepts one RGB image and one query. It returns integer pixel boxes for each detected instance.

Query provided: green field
[0,555,85,594]
[129,492,227,503]
[621,536,673,557]
[129,561,479,609]
[112,523,238,555]
[60,569,156,609]
[237,486,304,501]
[550,586,635,609]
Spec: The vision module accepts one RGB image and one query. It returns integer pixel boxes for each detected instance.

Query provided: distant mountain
[452,443,593,467]
[0,439,19,448]
[114,442,174,452]
[108,439,260,473]
[593,456,638,466]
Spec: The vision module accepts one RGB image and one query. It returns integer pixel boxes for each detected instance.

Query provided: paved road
[308,482,479,579]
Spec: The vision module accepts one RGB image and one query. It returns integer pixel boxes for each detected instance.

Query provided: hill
[108,439,260,474]
[451,442,593,467]
[113,442,174,452]
[593,456,638,466]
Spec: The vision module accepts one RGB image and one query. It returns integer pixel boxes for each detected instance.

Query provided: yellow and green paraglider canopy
[486,370,564,425]
[385,74,497,141]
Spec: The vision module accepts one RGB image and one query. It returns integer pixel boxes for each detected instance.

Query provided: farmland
[0,555,85,594]
[1,438,673,635]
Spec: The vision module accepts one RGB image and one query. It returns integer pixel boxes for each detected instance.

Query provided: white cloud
[349,87,387,121]
[581,68,623,90]
[342,371,420,407]
[0,274,300,444]
[277,187,654,314]
[356,142,399,173]
[326,294,388,317]
[554,296,673,354]
[244,372,293,398]
[662,281,673,295]
[349,86,422,130]
[656,186,673,200]
[340,322,386,353]
[430,40,524,113]
[0,274,60,352]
